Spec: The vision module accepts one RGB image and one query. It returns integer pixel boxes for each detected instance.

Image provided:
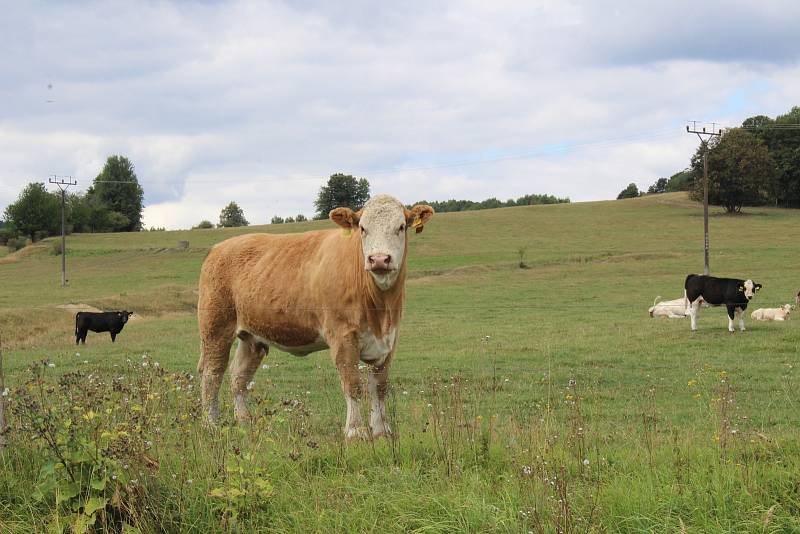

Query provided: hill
[1,192,799,532]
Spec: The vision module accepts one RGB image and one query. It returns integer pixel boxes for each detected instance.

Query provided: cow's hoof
[371,425,393,439]
[344,427,370,442]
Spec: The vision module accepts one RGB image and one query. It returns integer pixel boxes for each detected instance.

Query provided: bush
[270,216,285,224]
[7,237,27,252]
[193,220,213,229]
[0,228,15,246]
[50,240,63,256]
[33,230,49,243]
[295,214,308,222]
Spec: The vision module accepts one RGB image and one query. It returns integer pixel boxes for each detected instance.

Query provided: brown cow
[197,195,434,440]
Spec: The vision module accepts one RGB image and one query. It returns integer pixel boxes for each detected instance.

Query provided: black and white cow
[684,274,762,332]
[75,311,133,344]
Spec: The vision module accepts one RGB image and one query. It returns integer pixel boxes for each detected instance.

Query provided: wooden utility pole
[0,335,6,448]
[48,176,77,287]
[686,122,722,275]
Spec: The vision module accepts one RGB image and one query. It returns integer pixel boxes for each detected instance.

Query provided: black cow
[75,311,133,344]
[684,274,762,332]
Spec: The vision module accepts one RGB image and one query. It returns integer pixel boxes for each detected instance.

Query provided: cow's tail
[75,312,80,336]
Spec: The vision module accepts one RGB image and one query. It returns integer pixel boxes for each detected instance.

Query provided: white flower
[427,403,432,408]
[246,381,255,391]
[75,353,80,357]
[261,364,269,370]
[47,362,56,368]
[82,360,88,364]
[142,362,149,368]
[153,362,160,368]
[187,479,193,484]
[522,465,533,476]
[1,388,8,397]
[583,459,590,466]
[402,391,409,395]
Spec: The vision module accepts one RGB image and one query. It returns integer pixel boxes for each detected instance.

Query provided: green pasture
[1,192,799,532]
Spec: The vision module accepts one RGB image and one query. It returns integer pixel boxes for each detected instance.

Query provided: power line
[85,127,683,187]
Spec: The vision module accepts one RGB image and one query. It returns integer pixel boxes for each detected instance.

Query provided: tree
[219,202,249,227]
[743,107,800,207]
[689,128,776,213]
[270,215,285,224]
[314,173,370,219]
[3,182,60,240]
[87,155,144,231]
[647,177,668,194]
[665,169,693,192]
[617,183,640,199]
[295,214,308,222]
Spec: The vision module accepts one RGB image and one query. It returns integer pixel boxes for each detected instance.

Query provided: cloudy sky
[1,1,798,229]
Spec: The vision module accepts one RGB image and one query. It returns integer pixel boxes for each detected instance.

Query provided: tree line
[1,156,144,248]
[618,105,800,212]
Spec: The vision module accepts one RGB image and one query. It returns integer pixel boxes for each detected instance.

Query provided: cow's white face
[330,195,434,291]
[742,279,761,300]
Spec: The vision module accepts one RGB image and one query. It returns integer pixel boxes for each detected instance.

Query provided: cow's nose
[368,254,391,270]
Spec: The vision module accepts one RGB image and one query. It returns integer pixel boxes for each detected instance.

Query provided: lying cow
[751,304,794,321]
[684,274,762,332]
[197,195,434,440]
[649,296,689,318]
[75,310,133,344]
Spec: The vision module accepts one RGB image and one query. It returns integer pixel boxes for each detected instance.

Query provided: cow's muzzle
[367,254,392,272]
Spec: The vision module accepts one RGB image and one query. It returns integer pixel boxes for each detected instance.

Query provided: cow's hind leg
[230,333,267,424]
[200,334,234,424]
[688,298,702,331]
[736,307,746,331]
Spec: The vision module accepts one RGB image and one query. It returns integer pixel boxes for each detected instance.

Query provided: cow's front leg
[726,306,736,333]
[737,307,746,331]
[333,335,368,441]
[368,361,392,438]
[110,332,117,342]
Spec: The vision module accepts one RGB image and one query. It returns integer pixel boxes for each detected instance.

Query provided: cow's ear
[755,284,762,291]
[329,207,360,230]
[405,205,435,234]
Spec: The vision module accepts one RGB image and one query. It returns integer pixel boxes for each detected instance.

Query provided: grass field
[1,192,799,532]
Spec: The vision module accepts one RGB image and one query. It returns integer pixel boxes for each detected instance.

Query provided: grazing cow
[197,195,434,440]
[75,310,133,344]
[649,296,689,318]
[751,304,794,321]
[684,274,762,332]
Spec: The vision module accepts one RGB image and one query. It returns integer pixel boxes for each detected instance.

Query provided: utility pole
[48,176,77,287]
[686,122,722,276]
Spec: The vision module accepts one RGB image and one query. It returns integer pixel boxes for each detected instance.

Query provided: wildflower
[402,390,408,395]
[504,378,509,382]
[142,362,149,368]
[153,362,160,368]
[427,403,432,408]
[48,362,56,368]
[583,459,590,466]
[82,360,89,364]
[261,364,269,370]
[1,388,8,397]
[246,381,255,391]
[522,465,533,476]
[568,378,576,388]
[187,479,193,484]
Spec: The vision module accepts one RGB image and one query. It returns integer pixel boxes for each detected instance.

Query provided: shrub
[270,216,284,224]
[33,230,50,243]
[295,214,307,222]
[50,240,63,256]
[193,220,213,229]
[7,236,27,252]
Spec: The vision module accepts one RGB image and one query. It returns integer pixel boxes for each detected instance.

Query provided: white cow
[648,296,688,318]
[750,304,794,321]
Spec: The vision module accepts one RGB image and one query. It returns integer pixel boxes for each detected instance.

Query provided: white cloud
[1,1,798,229]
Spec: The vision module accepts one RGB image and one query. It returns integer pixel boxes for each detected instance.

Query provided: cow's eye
[398,224,405,233]
[360,226,366,235]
